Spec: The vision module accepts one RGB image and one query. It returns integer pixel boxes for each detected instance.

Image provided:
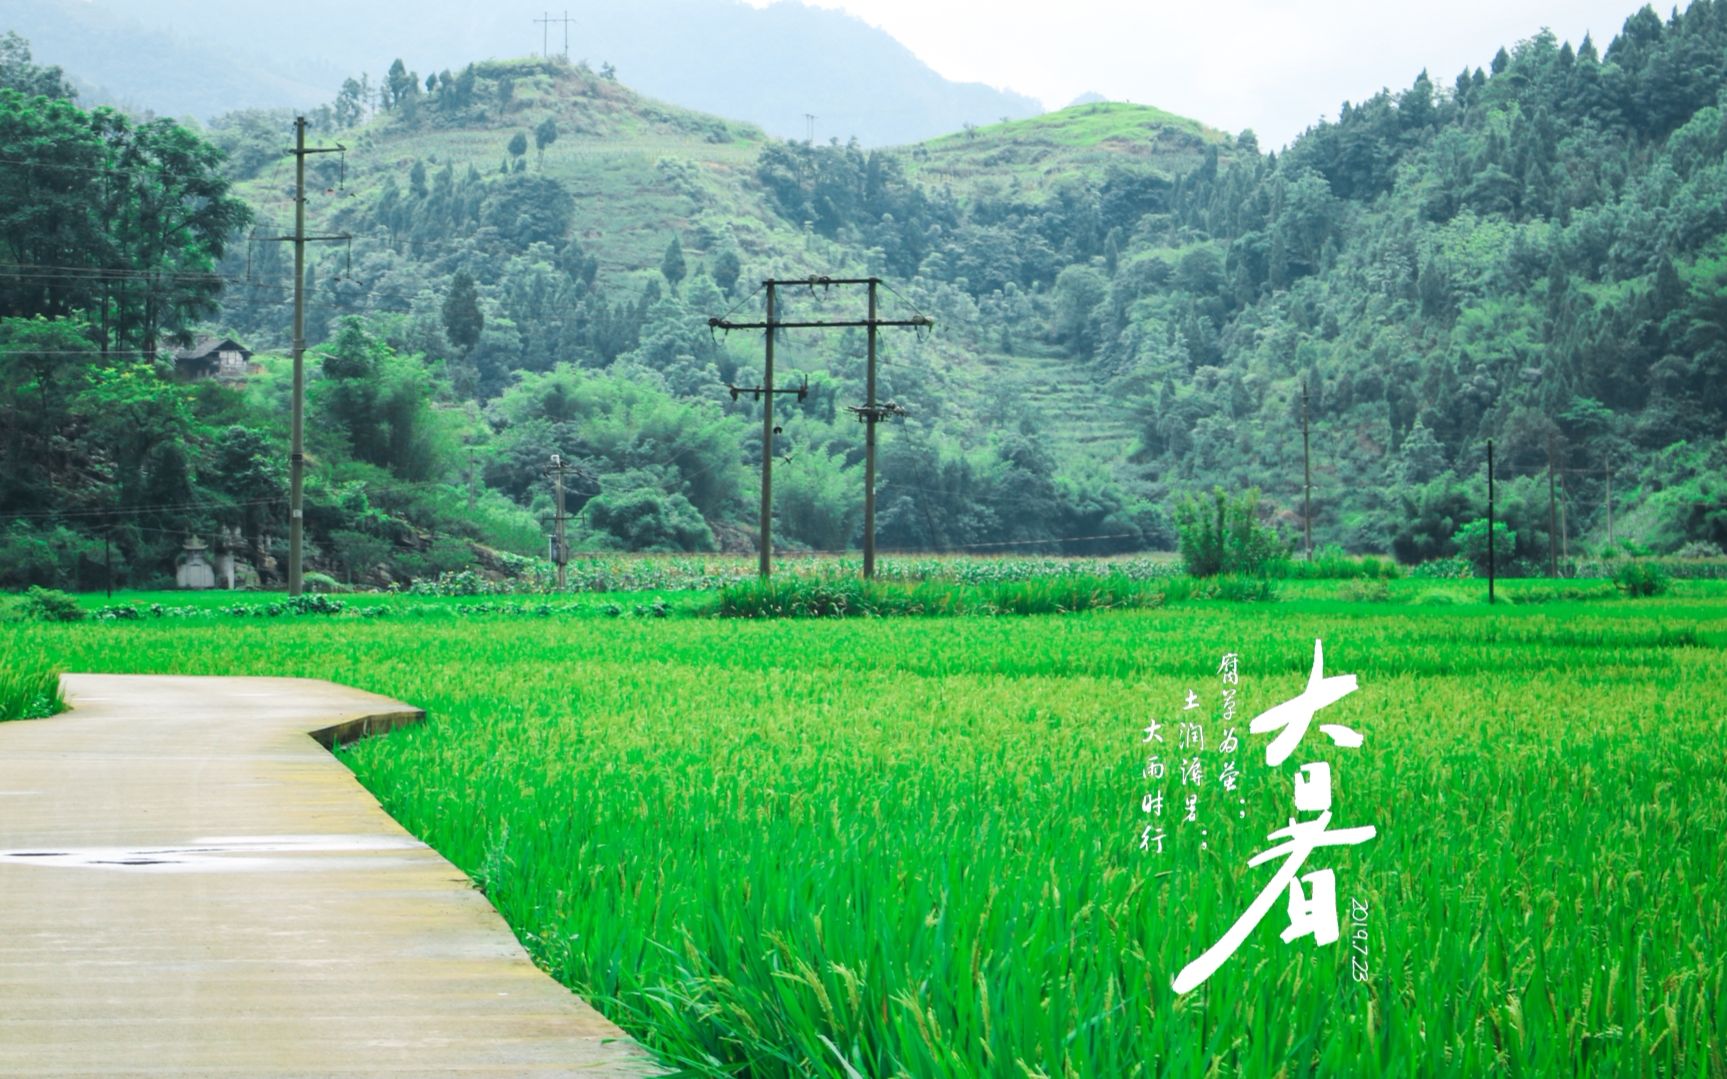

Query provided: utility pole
[290,117,306,598]
[1605,456,1614,547]
[547,453,572,590]
[1487,439,1496,606]
[263,117,347,597]
[805,113,816,142]
[720,283,804,578]
[1547,431,1559,579]
[760,283,775,579]
[1301,379,1313,561]
[535,11,574,59]
[1560,475,1570,562]
[711,276,930,579]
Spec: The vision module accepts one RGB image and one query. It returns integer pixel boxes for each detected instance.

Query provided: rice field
[5,589,1726,1076]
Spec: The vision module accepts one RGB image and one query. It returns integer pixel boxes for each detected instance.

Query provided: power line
[0,498,285,523]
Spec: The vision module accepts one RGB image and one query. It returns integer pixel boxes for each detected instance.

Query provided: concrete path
[0,675,662,1077]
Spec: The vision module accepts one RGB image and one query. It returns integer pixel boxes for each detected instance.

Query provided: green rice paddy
[5,588,1725,1076]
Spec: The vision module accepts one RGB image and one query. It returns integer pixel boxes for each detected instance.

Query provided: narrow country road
[0,674,661,1077]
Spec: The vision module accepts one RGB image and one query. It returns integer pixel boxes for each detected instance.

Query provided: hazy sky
[743,0,1678,146]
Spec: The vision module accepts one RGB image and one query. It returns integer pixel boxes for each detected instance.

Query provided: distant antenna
[534,10,575,59]
[804,113,816,142]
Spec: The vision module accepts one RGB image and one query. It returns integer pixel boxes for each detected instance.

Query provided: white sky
[743,0,1677,147]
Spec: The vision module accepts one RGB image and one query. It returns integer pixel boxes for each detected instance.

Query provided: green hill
[905,101,1232,201]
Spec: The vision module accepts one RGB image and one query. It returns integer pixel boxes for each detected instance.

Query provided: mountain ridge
[1,0,1042,145]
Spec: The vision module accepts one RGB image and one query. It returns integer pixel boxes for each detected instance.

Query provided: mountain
[8,0,1727,591]
[0,0,1041,144]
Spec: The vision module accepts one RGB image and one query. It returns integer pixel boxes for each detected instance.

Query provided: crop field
[5,587,1726,1077]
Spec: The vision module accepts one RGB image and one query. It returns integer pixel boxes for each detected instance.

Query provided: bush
[1675,540,1723,560]
[583,486,715,552]
[1451,518,1516,577]
[1172,488,1289,577]
[1338,579,1392,602]
[302,572,343,594]
[1411,557,1474,579]
[19,586,83,622]
[1614,561,1670,598]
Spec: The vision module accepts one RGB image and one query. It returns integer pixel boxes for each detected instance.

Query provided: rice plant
[7,591,1725,1076]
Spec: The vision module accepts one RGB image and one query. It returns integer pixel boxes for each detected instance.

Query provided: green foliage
[582,481,715,553]
[0,31,75,100]
[16,595,1723,1074]
[0,88,251,353]
[1411,557,1475,580]
[1614,559,1671,597]
[300,572,343,595]
[709,573,1166,617]
[18,586,84,622]
[315,318,448,482]
[533,116,558,162]
[1451,518,1517,577]
[1172,487,1289,577]
[441,271,484,353]
[0,647,62,722]
[660,235,687,289]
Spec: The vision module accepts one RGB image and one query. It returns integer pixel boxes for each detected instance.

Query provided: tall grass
[707,574,1168,617]
[0,655,63,722]
[8,595,1725,1076]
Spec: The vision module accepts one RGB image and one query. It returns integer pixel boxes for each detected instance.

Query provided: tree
[583,480,715,551]
[0,32,74,99]
[442,271,484,353]
[534,117,558,169]
[507,131,528,162]
[660,235,687,290]
[383,59,419,110]
[1173,488,1289,576]
[1452,518,1515,576]
[333,77,366,128]
[711,248,743,297]
[0,90,251,355]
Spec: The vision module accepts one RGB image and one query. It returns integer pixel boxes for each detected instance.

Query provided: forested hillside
[4,1,1727,590]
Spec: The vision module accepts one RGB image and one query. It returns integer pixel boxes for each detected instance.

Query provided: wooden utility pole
[547,453,572,590]
[1560,474,1570,562]
[759,281,777,578]
[1301,379,1313,561]
[269,117,347,597]
[289,117,306,597]
[1487,438,1497,606]
[1547,431,1559,579]
[864,280,881,577]
[711,276,929,579]
[1605,456,1614,546]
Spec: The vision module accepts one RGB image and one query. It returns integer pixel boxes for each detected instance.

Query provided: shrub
[1451,518,1515,577]
[1614,561,1670,598]
[19,586,83,622]
[302,572,343,594]
[1411,558,1474,579]
[1172,488,1289,577]
[1338,579,1392,602]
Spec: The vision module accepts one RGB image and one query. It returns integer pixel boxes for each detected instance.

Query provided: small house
[172,336,254,381]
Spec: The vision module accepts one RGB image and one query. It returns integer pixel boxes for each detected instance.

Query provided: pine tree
[442,271,484,353]
[661,236,687,290]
